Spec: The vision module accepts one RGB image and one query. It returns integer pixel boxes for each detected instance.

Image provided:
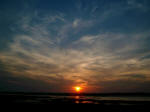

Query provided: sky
[0,0,150,93]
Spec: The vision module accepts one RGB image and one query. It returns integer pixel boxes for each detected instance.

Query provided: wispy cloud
[0,0,150,92]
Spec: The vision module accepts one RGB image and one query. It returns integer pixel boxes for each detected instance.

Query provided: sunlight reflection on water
[48,95,150,102]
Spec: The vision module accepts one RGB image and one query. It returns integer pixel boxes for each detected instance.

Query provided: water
[44,95,150,104]
[1,93,150,105]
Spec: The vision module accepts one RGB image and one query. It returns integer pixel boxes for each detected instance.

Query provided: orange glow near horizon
[74,86,81,92]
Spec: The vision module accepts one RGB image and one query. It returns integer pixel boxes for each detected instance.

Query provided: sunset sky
[0,0,150,93]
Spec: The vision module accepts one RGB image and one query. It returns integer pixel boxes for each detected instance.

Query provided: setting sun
[74,86,81,92]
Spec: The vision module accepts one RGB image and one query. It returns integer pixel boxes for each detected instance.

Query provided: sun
[74,86,81,92]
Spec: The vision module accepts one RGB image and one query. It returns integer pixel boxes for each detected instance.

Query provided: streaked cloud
[0,0,150,92]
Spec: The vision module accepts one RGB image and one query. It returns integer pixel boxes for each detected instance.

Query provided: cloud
[95,79,150,93]
[1,22,150,92]
[0,0,150,92]
[127,0,149,11]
